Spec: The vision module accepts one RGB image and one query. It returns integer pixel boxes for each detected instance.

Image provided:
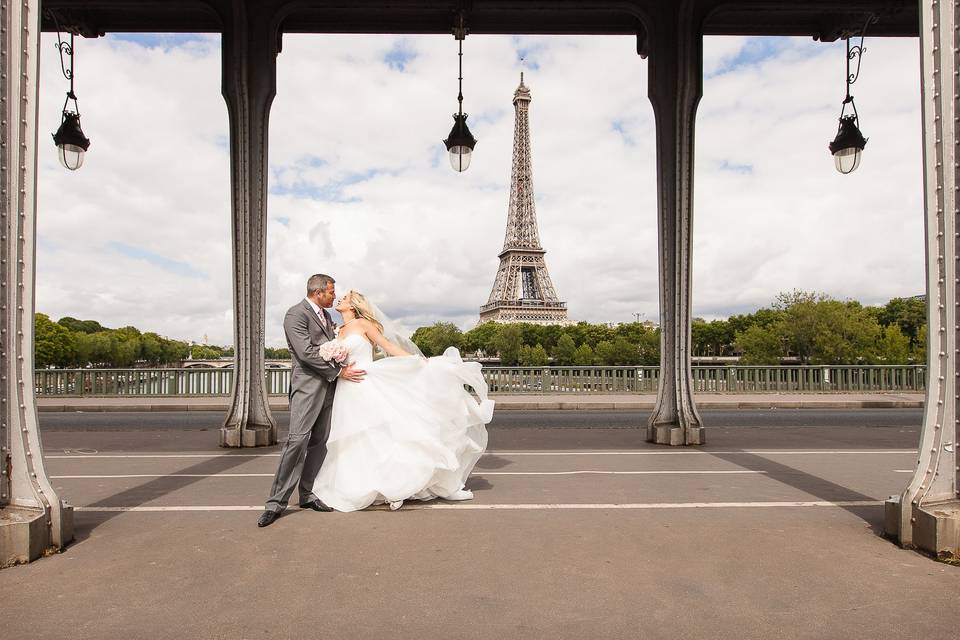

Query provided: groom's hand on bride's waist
[339,364,366,382]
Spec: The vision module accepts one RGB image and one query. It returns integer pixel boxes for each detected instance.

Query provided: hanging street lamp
[443,9,477,172]
[828,15,876,175]
[50,15,90,171]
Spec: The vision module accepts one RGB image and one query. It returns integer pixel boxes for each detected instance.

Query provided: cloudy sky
[37,32,923,347]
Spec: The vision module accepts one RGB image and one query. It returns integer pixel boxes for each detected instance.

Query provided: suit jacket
[284,300,341,433]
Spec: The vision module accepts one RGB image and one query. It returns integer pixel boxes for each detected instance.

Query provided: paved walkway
[36,392,926,412]
[2,421,958,639]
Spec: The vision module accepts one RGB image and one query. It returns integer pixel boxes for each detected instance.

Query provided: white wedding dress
[311,333,493,512]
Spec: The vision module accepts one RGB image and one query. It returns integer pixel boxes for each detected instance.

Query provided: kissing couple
[257,273,494,527]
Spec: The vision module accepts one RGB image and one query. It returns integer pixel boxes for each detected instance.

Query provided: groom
[257,273,365,527]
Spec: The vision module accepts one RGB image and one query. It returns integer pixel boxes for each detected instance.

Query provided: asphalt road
[37,407,924,431]
[8,409,957,640]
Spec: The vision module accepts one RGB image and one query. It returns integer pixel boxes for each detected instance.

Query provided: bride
[311,290,493,511]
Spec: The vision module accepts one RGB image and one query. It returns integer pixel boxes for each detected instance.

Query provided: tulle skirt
[312,347,493,512]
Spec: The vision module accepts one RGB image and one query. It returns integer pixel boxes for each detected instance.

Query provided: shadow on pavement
[709,451,886,535]
[78,454,259,536]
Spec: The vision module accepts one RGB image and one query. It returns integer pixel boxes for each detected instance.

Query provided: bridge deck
[2,418,958,639]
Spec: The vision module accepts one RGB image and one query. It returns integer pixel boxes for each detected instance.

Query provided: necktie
[317,310,327,328]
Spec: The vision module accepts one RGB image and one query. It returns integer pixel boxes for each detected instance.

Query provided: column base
[219,423,276,448]
[885,496,960,559]
[0,503,73,568]
[646,424,705,446]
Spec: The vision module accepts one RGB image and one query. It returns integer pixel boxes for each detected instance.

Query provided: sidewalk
[34,392,926,412]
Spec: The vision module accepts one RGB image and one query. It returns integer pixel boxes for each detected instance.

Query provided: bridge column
[645,2,707,446]
[885,0,959,557]
[0,0,73,564]
[218,3,278,447]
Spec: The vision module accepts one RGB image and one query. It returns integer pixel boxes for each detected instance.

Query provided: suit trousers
[264,389,335,512]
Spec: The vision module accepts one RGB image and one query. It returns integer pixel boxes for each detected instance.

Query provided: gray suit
[265,299,342,513]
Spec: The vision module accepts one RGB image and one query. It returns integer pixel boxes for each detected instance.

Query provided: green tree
[461,322,500,354]
[692,318,710,357]
[875,324,911,364]
[594,340,617,365]
[57,316,106,334]
[564,322,614,350]
[878,296,927,343]
[140,332,164,364]
[551,334,577,365]
[35,313,76,367]
[735,324,783,365]
[637,330,660,366]
[74,331,117,366]
[519,343,549,366]
[162,339,190,363]
[774,290,826,362]
[492,324,523,365]
[912,324,927,363]
[411,322,462,357]
[808,301,881,364]
[114,337,141,367]
[190,344,224,360]
[613,322,647,344]
[612,337,641,365]
[573,343,595,366]
[593,338,641,365]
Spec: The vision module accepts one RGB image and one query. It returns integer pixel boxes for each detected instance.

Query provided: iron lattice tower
[480,75,569,325]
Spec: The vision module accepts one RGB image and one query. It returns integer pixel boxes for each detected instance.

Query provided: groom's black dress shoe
[257,510,281,527]
[299,498,334,512]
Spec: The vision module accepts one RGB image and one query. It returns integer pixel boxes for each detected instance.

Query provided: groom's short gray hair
[306,273,335,295]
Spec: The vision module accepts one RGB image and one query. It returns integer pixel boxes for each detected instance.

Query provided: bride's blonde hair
[347,291,384,334]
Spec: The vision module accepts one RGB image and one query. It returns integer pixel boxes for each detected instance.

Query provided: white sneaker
[446,489,474,501]
[389,500,403,511]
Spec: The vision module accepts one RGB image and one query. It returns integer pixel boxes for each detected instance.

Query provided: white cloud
[36,33,922,346]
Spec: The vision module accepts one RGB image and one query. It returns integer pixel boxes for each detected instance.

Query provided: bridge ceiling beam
[37,1,918,39]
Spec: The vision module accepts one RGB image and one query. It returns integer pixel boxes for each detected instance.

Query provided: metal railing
[484,365,926,394]
[34,368,292,397]
[32,365,927,397]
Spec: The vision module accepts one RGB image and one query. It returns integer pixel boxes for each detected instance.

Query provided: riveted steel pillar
[885,0,960,558]
[645,2,706,446]
[219,2,278,447]
[0,0,73,566]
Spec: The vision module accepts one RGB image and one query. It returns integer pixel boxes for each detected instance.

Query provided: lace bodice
[339,333,374,366]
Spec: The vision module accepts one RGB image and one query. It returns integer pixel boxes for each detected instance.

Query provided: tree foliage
[453,321,660,367]
[551,334,577,365]
[36,314,193,368]
[492,325,523,366]
[411,322,463,357]
[519,343,549,366]
[411,292,927,367]
[730,291,928,365]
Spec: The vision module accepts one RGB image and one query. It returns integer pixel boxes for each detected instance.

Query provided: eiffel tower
[479,75,569,326]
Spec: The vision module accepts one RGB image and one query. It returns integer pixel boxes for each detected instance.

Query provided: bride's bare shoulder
[356,318,381,332]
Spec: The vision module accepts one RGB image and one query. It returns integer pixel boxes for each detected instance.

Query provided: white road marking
[479,470,768,476]
[490,450,915,456]
[46,449,916,459]
[893,469,915,473]
[52,470,769,479]
[52,473,275,479]
[74,500,884,513]
[48,453,276,459]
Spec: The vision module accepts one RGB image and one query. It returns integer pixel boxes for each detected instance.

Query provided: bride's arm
[363,321,412,357]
